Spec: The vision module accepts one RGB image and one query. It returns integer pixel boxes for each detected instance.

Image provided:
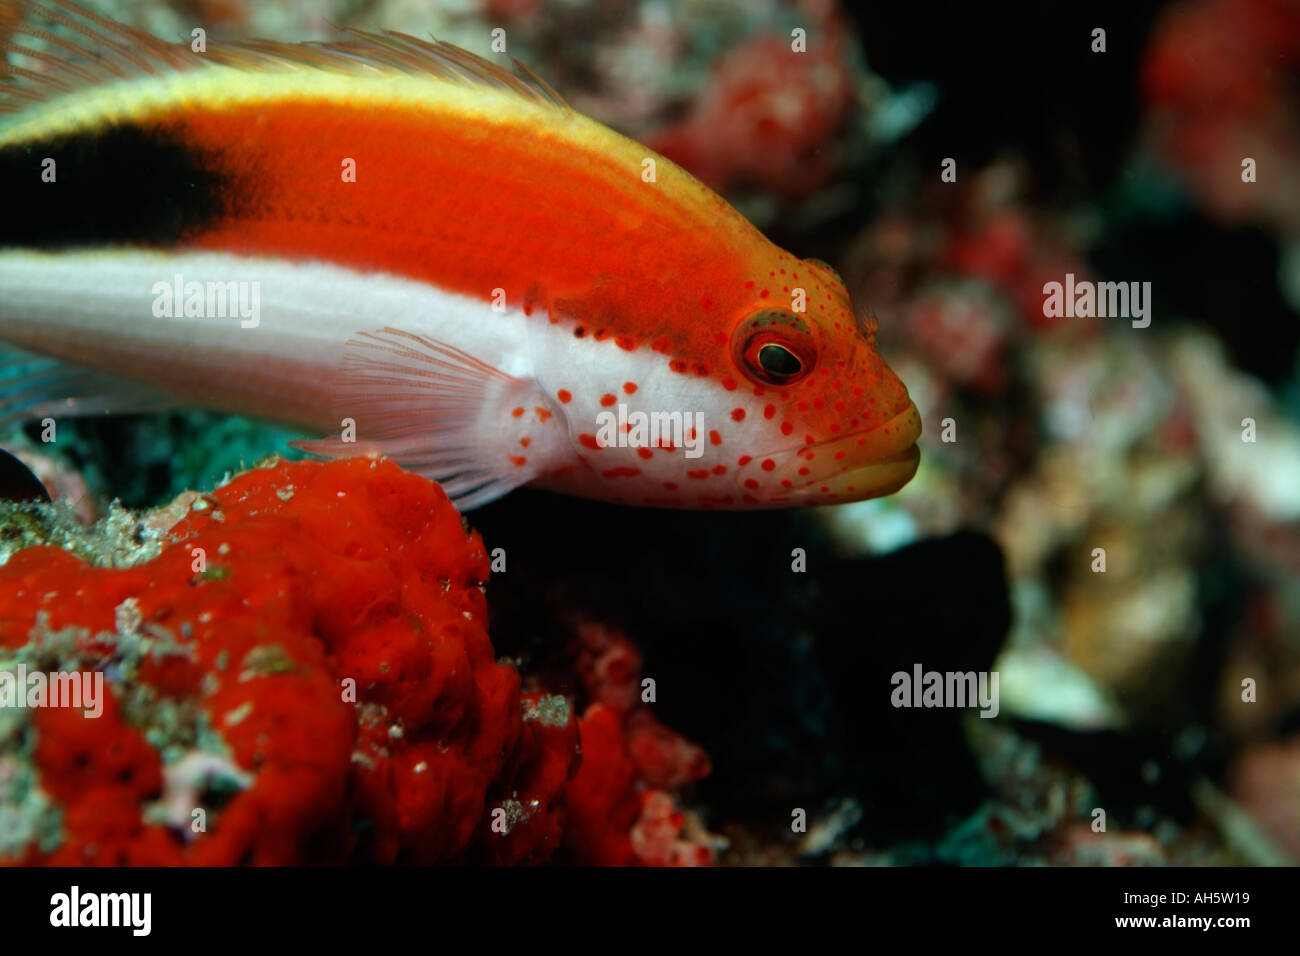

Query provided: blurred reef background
[3,0,1299,865]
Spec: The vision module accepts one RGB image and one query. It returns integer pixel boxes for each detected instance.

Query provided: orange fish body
[0,0,920,509]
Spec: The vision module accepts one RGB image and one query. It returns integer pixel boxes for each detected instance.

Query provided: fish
[0,0,921,510]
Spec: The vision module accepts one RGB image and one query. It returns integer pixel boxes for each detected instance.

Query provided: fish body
[0,0,921,509]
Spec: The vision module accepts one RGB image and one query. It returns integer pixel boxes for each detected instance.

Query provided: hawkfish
[0,0,921,510]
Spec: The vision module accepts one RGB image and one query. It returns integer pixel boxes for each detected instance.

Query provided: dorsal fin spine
[1,0,569,116]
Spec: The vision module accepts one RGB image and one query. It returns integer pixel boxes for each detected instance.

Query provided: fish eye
[758,343,802,379]
[732,309,816,386]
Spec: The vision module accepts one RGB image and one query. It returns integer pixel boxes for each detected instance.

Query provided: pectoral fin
[292,326,546,510]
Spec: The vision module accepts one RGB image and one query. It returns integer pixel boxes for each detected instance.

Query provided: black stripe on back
[0,123,229,248]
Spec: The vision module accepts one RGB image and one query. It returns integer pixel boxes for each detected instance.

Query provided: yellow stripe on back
[0,0,743,233]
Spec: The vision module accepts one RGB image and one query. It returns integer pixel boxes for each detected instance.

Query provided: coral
[0,458,709,865]
[1049,825,1166,867]
[560,619,719,865]
[561,705,718,866]
[1141,0,1300,231]
[827,146,1300,735]
[0,497,168,568]
[1229,735,1300,863]
[566,618,712,790]
[901,281,1012,395]
[648,29,856,198]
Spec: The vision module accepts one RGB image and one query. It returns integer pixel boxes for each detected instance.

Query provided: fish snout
[765,401,922,503]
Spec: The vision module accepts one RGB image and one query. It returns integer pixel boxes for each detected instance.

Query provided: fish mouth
[758,401,923,504]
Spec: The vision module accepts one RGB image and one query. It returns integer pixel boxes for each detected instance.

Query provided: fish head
[535,253,920,509]
[712,256,922,506]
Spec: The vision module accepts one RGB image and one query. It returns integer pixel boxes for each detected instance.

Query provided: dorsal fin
[0,0,568,116]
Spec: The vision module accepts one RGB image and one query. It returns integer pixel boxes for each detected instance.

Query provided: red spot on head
[687,469,709,480]
[663,481,678,491]
[510,407,524,418]
[600,393,617,406]
[519,437,531,447]
[579,433,601,450]
[615,335,636,351]
[637,447,653,459]
[535,407,552,422]
[760,458,776,472]
[712,464,726,475]
[557,389,572,404]
[509,455,527,467]
[763,404,776,419]
[603,466,641,478]
[709,430,721,446]
[651,336,672,353]
[737,455,753,467]
[623,382,638,394]
[722,377,738,391]
[731,408,746,422]
[781,421,794,436]
[744,478,760,490]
